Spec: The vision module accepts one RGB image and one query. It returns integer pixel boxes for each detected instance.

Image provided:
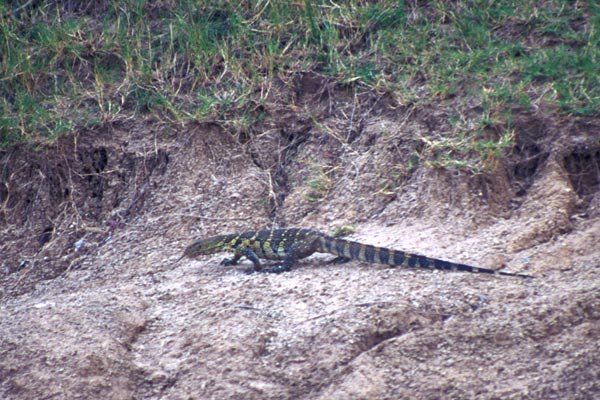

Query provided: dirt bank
[1,106,599,399]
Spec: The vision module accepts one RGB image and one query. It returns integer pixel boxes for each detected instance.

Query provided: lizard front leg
[220,247,261,267]
[220,253,242,266]
[231,247,262,273]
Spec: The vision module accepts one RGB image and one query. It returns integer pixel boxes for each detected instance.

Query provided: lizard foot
[220,258,238,266]
[259,265,292,274]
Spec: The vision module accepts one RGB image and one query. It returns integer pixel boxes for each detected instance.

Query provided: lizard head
[183,234,231,258]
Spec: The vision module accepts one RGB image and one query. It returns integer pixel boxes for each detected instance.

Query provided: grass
[303,161,334,202]
[1,0,598,170]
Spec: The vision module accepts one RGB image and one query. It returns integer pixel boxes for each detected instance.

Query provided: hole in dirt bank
[79,147,109,215]
[511,141,549,196]
[92,147,109,173]
[563,146,600,198]
[507,120,551,197]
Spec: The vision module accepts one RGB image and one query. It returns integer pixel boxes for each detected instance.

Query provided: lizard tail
[319,236,532,278]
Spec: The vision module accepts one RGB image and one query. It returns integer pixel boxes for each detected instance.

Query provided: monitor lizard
[180,228,532,277]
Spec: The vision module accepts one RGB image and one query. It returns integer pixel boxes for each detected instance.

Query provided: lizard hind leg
[257,251,296,274]
[328,256,351,264]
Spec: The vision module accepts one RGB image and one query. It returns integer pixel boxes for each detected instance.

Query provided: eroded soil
[1,99,600,399]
